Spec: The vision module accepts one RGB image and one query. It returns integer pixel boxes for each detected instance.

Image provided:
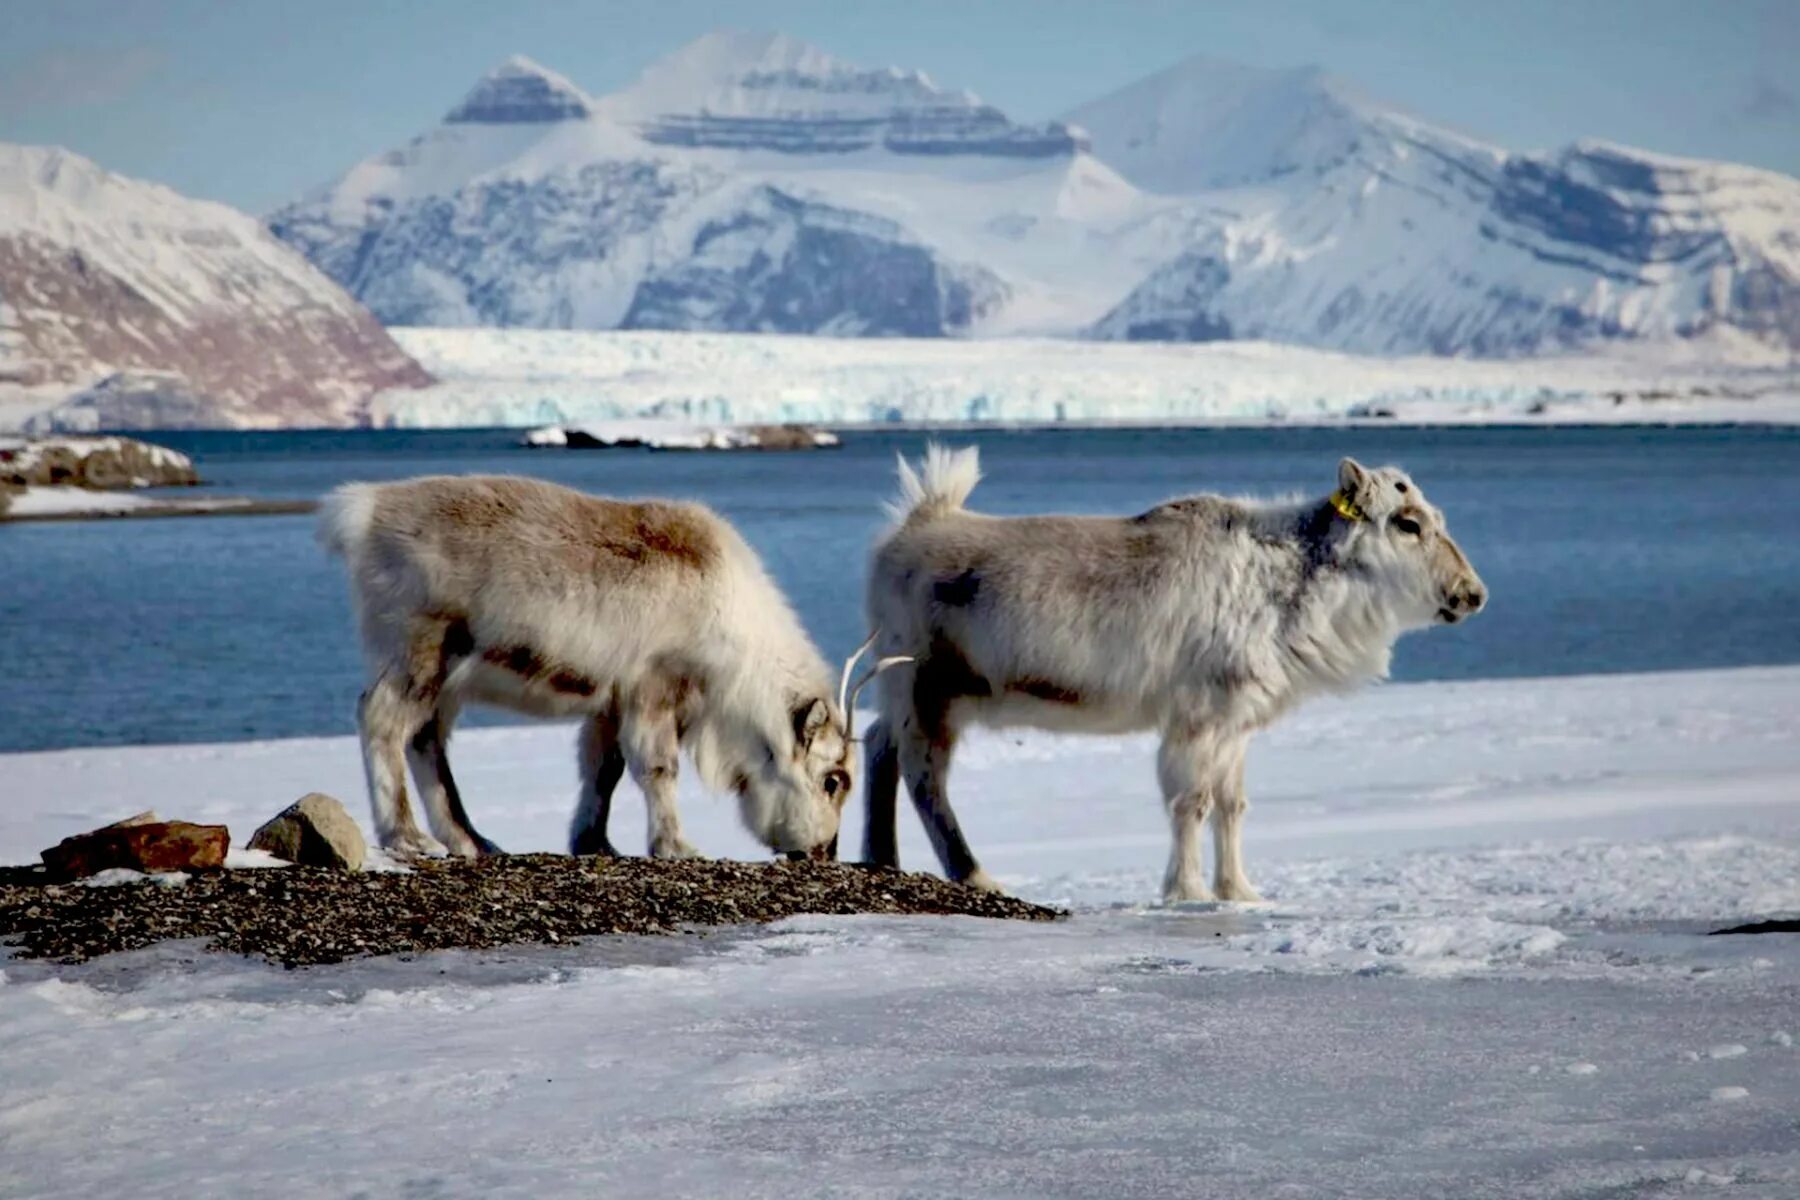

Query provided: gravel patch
[0,856,1060,967]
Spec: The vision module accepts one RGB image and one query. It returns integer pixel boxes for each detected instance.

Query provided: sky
[2,0,1797,213]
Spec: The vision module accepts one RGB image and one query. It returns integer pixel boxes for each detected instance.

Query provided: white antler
[838,630,912,733]
[837,631,879,716]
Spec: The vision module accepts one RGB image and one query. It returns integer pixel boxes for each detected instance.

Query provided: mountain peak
[1066,52,1484,194]
[444,55,594,125]
[609,30,945,120]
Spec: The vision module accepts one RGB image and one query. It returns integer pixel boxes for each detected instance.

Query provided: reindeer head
[741,635,910,862]
[1331,457,1487,629]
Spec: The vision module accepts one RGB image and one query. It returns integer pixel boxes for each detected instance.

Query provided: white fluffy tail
[316,482,381,558]
[889,444,981,522]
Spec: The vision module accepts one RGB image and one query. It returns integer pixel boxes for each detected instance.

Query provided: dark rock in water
[1709,919,1800,936]
[0,855,1062,966]
[40,815,230,880]
[249,793,366,870]
[741,424,839,450]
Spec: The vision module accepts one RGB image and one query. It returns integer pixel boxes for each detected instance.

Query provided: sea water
[3,425,1797,752]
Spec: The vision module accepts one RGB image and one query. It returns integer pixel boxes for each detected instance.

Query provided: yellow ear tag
[1328,489,1368,523]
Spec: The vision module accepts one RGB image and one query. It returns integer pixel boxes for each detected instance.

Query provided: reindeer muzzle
[784,835,838,863]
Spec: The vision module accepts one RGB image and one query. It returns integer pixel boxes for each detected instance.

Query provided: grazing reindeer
[320,475,901,861]
[863,446,1486,901]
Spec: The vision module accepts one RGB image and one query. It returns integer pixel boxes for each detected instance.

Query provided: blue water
[4,425,1799,753]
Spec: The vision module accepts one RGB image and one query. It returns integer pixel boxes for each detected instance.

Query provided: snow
[0,144,360,324]
[3,486,158,516]
[2,665,1798,1194]
[0,486,256,520]
[266,33,1800,359]
[378,326,1800,428]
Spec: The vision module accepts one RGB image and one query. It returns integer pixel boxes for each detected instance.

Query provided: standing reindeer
[320,475,902,862]
[862,446,1486,901]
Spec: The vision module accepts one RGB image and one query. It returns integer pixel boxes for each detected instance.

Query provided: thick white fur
[864,446,1486,901]
[321,475,852,859]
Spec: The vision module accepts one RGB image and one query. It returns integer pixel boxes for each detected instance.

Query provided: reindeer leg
[622,702,699,859]
[1158,730,1217,903]
[896,713,996,891]
[358,672,446,859]
[571,707,625,857]
[1209,741,1262,902]
[860,716,902,869]
[407,704,501,858]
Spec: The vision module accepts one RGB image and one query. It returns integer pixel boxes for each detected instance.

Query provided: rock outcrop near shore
[0,435,199,490]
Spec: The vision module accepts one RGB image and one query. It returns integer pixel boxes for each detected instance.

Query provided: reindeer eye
[1393,516,1422,536]
[823,771,849,799]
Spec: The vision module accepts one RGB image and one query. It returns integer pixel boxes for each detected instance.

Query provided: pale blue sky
[3,0,1796,213]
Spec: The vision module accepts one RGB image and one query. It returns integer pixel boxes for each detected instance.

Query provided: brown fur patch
[548,669,598,697]
[1007,678,1084,705]
[911,636,994,745]
[483,643,600,697]
[485,644,546,677]
[629,507,717,570]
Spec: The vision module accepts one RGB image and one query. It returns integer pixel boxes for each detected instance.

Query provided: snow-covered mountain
[1074,58,1800,356]
[0,144,429,429]
[268,33,1146,337]
[270,32,1800,359]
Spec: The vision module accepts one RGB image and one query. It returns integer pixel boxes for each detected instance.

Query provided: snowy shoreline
[0,487,314,522]
[4,664,1797,1196]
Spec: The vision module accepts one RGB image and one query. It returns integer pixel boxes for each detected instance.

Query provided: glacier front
[375,327,1800,429]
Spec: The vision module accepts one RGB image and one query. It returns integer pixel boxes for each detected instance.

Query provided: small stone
[248,793,366,870]
[41,818,228,879]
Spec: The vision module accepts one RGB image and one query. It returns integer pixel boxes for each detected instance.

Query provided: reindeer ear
[1338,457,1373,500]
[792,698,831,749]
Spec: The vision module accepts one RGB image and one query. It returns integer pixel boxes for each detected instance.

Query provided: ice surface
[379,326,1800,429]
[2,665,1797,1196]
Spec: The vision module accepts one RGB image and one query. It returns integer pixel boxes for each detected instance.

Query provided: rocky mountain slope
[0,144,430,429]
[268,33,1799,359]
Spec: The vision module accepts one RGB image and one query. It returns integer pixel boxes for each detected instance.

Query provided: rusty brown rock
[40,817,229,880]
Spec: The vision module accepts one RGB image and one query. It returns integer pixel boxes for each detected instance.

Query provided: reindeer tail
[888,444,981,523]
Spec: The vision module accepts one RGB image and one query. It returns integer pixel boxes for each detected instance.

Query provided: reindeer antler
[838,630,912,733]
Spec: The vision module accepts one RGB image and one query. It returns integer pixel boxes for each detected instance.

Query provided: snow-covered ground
[0,487,264,520]
[3,666,1797,1196]
[379,326,1800,429]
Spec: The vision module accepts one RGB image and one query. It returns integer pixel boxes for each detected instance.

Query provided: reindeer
[319,475,904,862]
[862,446,1486,902]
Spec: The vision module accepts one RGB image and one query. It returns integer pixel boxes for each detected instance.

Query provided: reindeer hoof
[650,837,703,860]
[961,868,1005,894]
[1215,881,1264,903]
[443,834,503,859]
[382,831,449,860]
